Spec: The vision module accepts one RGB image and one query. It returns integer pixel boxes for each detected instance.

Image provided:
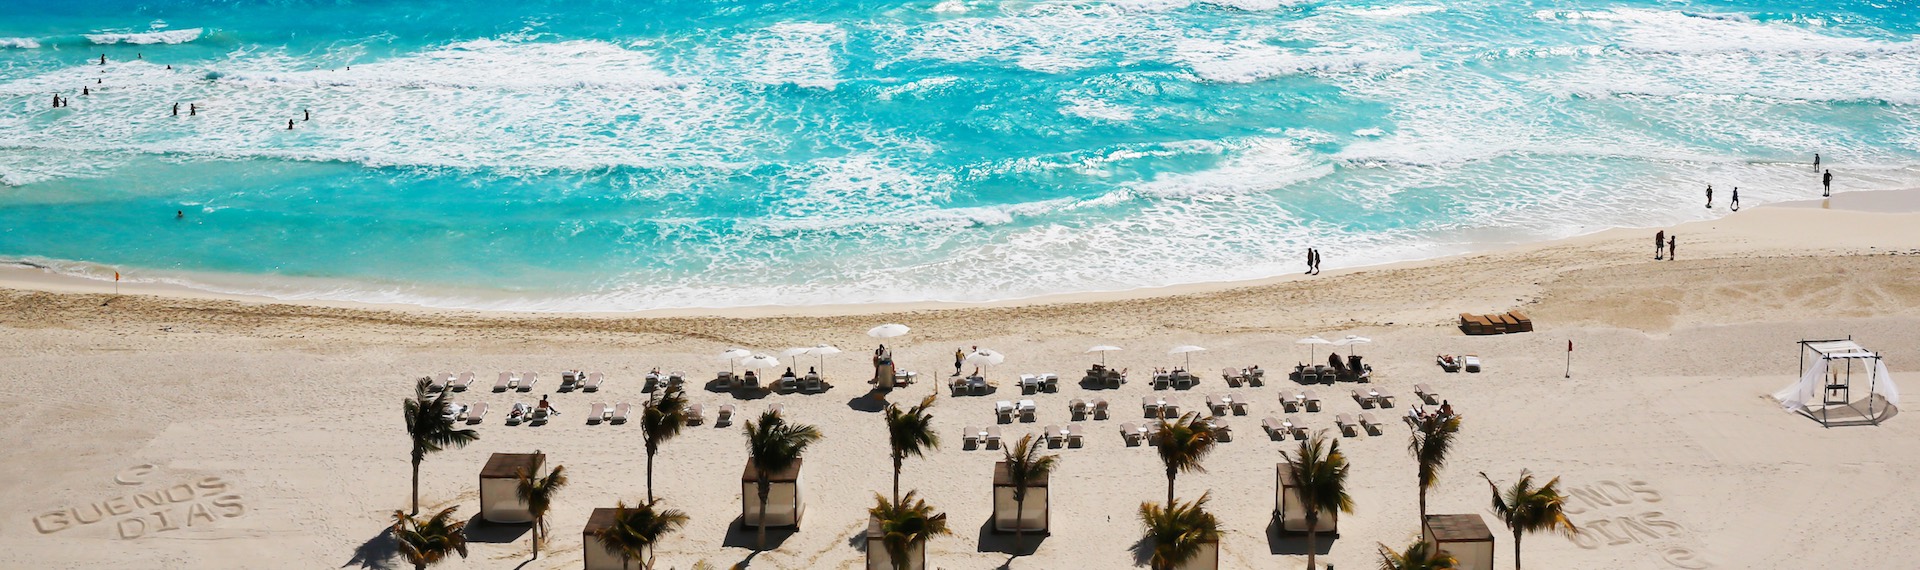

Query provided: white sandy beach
[2,198,1918,570]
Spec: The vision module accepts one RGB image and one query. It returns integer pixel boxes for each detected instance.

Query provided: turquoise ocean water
[2,0,1918,310]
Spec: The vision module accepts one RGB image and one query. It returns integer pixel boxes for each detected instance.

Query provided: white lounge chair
[686,404,705,426]
[1227,393,1249,415]
[1359,412,1384,435]
[450,372,476,392]
[963,426,982,448]
[1092,398,1109,420]
[1040,373,1059,392]
[951,376,970,396]
[1370,388,1395,408]
[1335,413,1358,437]
[1282,392,1302,413]
[1463,355,1482,373]
[494,372,515,392]
[717,404,735,426]
[528,407,551,426]
[1065,423,1084,447]
[609,403,631,425]
[518,372,539,392]
[587,403,608,425]
[1207,394,1228,415]
[1161,396,1180,417]
[1282,415,1306,439]
[1211,418,1232,441]
[1120,422,1142,445]
[1350,389,1377,409]
[1019,374,1039,394]
[1045,425,1064,446]
[581,372,605,392]
[1142,396,1161,418]
[463,402,488,424]
[1303,391,1321,412]
[1222,367,1243,388]
[1415,383,1439,404]
[996,401,1015,423]
[1018,399,1037,422]
[1068,398,1088,420]
[984,426,1002,449]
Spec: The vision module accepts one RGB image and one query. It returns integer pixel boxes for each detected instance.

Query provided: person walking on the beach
[99,54,106,65]
[189,104,196,116]
[1814,153,1821,170]
[51,93,59,108]
[1654,230,1665,260]
[287,119,295,130]
[1705,184,1713,209]
[172,102,179,116]
[1668,235,1677,260]
[1304,247,1314,275]
[1730,187,1740,211]
[953,348,963,375]
[1823,169,1833,197]
[303,109,310,121]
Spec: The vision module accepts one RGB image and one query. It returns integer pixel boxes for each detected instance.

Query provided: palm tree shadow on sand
[342,526,398,570]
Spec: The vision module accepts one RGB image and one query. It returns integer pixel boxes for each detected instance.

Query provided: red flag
[114,271,120,281]
[1568,340,1573,352]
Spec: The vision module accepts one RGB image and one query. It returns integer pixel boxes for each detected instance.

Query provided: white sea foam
[1328,5,1444,18]
[0,38,40,49]
[736,22,846,89]
[1059,96,1137,122]
[1130,138,1331,198]
[1174,37,1419,83]
[86,28,203,45]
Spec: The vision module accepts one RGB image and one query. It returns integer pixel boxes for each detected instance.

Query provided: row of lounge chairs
[1066,398,1110,421]
[717,371,830,393]
[1018,374,1061,394]
[1082,366,1128,388]
[473,371,607,394]
[1121,419,1233,445]
[1221,367,1267,388]
[1262,412,1388,439]
[1290,362,1370,384]
[963,423,1093,449]
[949,375,996,396]
[995,400,1038,423]
[1435,354,1482,373]
[1152,369,1199,390]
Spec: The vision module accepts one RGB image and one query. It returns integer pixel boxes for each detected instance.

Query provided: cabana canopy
[1774,338,1899,426]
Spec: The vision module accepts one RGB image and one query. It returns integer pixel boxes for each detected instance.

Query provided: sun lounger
[1227,393,1249,415]
[1161,396,1180,417]
[1153,372,1170,390]
[1350,389,1377,409]
[1223,367,1245,388]
[1045,425,1063,446]
[996,400,1015,422]
[714,403,734,425]
[1142,396,1161,417]
[579,372,604,392]
[518,372,539,392]
[1120,422,1142,445]
[1262,417,1282,436]
[1463,355,1482,373]
[984,426,1002,448]
[804,374,823,392]
[1144,421,1163,444]
[1041,373,1059,392]
[1436,355,1462,372]
[1335,413,1358,437]
[494,372,515,392]
[586,403,608,425]
[1206,394,1226,415]
[1303,391,1321,412]
[1019,374,1039,394]
[1093,398,1109,420]
[1211,418,1231,441]
[1069,398,1088,420]
[428,372,453,391]
[460,402,487,424]
[1281,392,1301,413]
[1065,424,1084,447]
[1359,412,1384,435]
[717,371,735,387]
[609,402,631,424]
[668,371,686,386]
[686,404,705,426]
[528,407,553,426]
[951,376,969,396]
[768,403,785,416]
[1415,383,1439,404]
[963,426,981,448]
[1018,399,1037,422]
[450,372,476,392]
[1247,367,1265,386]
[1283,415,1306,439]
[1370,388,1395,407]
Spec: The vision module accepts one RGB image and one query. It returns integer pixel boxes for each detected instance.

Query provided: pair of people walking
[1303,248,1321,275]
[1654,231,1676,261]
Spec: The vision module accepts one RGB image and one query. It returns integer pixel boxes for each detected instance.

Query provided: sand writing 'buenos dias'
[1554,479,1710,569]
[30,465,246,539]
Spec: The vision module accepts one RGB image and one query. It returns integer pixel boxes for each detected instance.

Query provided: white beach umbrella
[781,347,812,368]
[1169,345,1207,370]
[1332,335,1373,357]
[718,347,753,375]
[806,344,842,375]
[1087,345,1123,366]
[1296,336,1332,362]
[964,348,1006,376]
[739,354,782,370]
[868,324,911,338]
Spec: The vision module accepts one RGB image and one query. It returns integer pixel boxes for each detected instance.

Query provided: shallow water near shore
[3,0,1919,310]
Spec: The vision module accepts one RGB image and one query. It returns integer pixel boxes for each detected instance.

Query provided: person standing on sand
[1655,230,1665,260]
[1304,247,1314,275]
[1668,235,1677,261]
[1705,184,1713,209]
[1814,153,1821,170]
[1823,169,1833,197]
[1730,187,1740,211]
[954,348,964,375]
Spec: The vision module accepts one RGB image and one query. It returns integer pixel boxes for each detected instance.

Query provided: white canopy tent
[1773,338,1899,426]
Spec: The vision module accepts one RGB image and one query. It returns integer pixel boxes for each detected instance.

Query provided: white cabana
[1773,338,1899,426]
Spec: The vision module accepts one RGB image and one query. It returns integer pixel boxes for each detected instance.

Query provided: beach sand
[2,201,1918,570]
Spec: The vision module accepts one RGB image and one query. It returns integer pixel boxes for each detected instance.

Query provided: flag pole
[1565,339,1572,378]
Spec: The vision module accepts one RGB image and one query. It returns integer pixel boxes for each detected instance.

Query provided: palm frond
[1000,433,1059,500]
[1154,412,1218,477]
[1137,493,1220,570]
[886,394,941,462]
[1377,539,1458,570]
[390,506,469,567]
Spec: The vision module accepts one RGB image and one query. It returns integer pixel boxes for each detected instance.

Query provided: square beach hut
[581,507,642,570]
[1273,464,1337,535]
[991,460,1048,534]
[741,458,805,528]
[479,452,543,524]
[865,514,927,570]
[1423,514,1494,570]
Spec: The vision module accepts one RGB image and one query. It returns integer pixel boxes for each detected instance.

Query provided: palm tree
[1408,414,1462,524]
[1001,432,1059,553]
[1153,412,1217,508]
[404,377,478,514]
[641,387,688,502]
[592,499,689,570]
[1281,431,1353,570]
[1137,493,1221,570]
[516,464,568,560]
[390,506,469,570]
[1376,539,1457,570]
[743,409,822,551]
[885,394,940,504]
[1480,470,1577,570]
[869,491,951,570]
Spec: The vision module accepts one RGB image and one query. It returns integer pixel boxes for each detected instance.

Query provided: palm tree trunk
[1418,488,1427,528]
[1013,495,1026,553]
[409,456,421,515]
[756,479,771,551]
[892,453,903,504]
[1305,511,1318,570]
[531,522,540,560]
[1165,467,1176,508]
[646,450,656,502]
[1514,532,1522,570]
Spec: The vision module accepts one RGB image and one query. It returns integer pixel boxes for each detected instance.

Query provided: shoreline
[4,188,1914,319]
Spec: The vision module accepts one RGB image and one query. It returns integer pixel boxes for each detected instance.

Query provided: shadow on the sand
[847,391,888,413]
[462,513,531,544]
[974,518,1043,555]
[1266,518,1335,555]
[342,526,398,569]
[722,515,797,551]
